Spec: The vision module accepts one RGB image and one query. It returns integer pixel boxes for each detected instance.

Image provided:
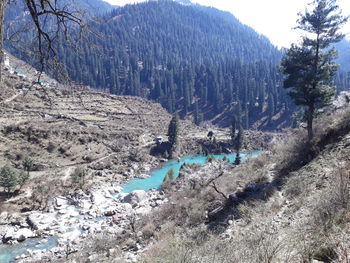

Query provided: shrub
[17,171,29,190]
[23,157,34,173]
[142,222,157,239]
[0,166,18,195]
[161,168,175,191]
[3,124,19,135]
[313,245,337,262]
[46,141,56,153]
[206,154,215,163]
[70,167,87,189]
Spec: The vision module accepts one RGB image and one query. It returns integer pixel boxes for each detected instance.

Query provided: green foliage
[71,167,87,189]
[0,163,31,195]
[17,170,29,189]
[230,114,237,144]
[207,131,214,140]
[30,184,51,210]
[167,114,179,148]
[206,154,215,163]
[234,126,244,153]
[280,0,347,140]
[234,152,241,165]
[161,168,175,191]
[8,1,299,128]
[222,156,229,162]
[0,166,18,194]
[23,156,33,174]
[163,168,175,182]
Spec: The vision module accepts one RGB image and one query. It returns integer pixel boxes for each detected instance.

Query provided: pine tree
[281,0,347,140]
[0,166,17,195]
[268,93,275,121]
[167,113,179,148]
[194,100,201,125]
[230,114,237,145]
[234,126,244,165]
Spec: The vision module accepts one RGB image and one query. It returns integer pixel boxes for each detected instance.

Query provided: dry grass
[75,114,108,122]
[139,108,350,263]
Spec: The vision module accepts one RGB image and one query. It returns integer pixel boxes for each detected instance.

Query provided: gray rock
[3,227,15,242]
[13,228,35,241]
[55,196,68,208]
[27,212,56,231]
[133,190,147,203]
[104,210,116,217]
[122,190,147,204]
[91,192,106,206]
[0,211,9,223]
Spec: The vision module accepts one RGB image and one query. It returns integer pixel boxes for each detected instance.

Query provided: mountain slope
[5,0,116,20]
[45,0,291,129]
[336,39,350,71]
[5,0,347,129]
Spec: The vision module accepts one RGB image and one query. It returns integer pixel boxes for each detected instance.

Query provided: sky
[103,0,350,48]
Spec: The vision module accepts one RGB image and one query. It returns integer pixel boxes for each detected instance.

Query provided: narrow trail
[1,91,22,103]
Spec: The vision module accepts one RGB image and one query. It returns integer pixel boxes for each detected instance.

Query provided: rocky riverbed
[0,182,168,262]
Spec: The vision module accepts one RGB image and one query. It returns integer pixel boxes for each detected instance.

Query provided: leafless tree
[0,0,86,83]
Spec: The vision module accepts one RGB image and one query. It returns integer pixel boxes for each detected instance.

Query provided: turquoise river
[0,151,261,262]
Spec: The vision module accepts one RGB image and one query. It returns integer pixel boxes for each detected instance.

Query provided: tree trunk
[307,105,315,141]
[0,0,8,85]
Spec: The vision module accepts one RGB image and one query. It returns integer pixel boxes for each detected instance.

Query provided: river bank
[0,152,260,262]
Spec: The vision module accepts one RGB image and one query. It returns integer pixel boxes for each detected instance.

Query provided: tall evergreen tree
[280,0,347,140]
[230,114,237,145]
[167,113,179,148]
[234,126,244,165]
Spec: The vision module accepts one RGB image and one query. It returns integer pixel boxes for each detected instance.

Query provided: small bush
[3,124,19,135]
[70,167,87,189]
[284,175,304,199]
[142,222,157,239]
[161,168,175,192]
[206,154,215,163]
[46,141,56,153]
[313,245,337,262]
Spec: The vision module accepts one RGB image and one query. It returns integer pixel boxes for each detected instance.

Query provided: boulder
[91,192,106,206]
[54,196,68,208]
[122,190,147,204]
[104,210,116,217]
[27,212,56,231]
[133,190,147,203]
[79,199,92,210]
[13,228,35,242]
[109,186,122,194]
[3,227,15,243]
[0,211,9,223]
[118,203,133,213]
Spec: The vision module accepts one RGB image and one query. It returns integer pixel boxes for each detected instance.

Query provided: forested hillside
[5,0,115,20]
[53,1,292,128]
[4,0,349,129]
[336,39,350,70]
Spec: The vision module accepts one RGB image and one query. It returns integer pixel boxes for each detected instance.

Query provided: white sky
[103,0,350,48]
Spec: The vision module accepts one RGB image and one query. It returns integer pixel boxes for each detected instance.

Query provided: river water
[0,151,261,262]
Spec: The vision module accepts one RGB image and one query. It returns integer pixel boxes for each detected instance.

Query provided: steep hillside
[5,0,296,130]
[5,0,116,21]
[0,54,279,263]
[63,98,350,263]
[336,39,350,71]
[0,54,201,212]
[135,102,350,263]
